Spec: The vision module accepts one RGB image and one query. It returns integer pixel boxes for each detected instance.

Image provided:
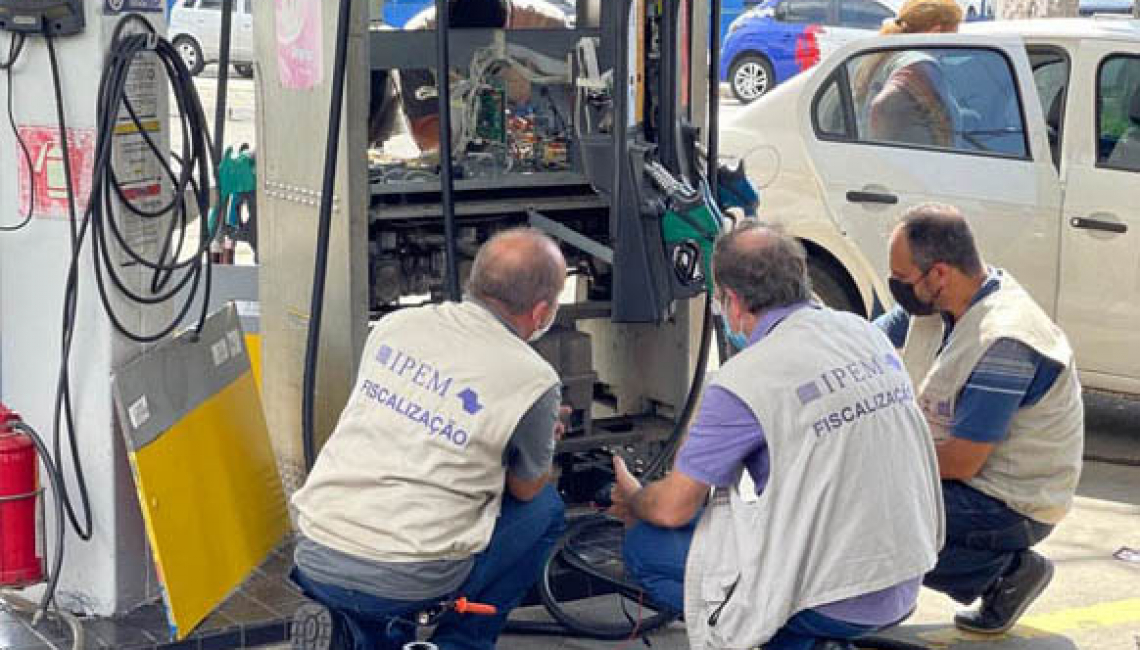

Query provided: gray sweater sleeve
[503,384,561,480]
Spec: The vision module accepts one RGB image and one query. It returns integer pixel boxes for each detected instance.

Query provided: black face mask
[889,276,936,316]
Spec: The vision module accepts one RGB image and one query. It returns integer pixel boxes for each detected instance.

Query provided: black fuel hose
[301,0,354,470]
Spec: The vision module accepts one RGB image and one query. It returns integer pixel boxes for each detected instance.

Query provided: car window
[1097,55,1140,172]
[243,0,250,13]
[814,74,850,137]
[1029,47,1069,169]
[839,0,893,30]
[781,0,829,23]
[827,47,1027,158]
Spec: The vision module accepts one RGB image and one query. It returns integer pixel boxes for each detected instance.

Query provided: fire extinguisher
[0,404,44,588]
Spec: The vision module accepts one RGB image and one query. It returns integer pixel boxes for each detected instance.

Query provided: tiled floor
[0,538,305,650]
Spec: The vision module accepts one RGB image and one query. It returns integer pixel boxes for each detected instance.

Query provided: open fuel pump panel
[359,0,733,506]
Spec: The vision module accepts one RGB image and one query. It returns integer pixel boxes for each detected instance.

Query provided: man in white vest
[610,223,944,650]
[290,228,568,650]
[876,203,1084,634]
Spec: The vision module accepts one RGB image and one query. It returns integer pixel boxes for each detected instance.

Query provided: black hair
[900,203,984,276]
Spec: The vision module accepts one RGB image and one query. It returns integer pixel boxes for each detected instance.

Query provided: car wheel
[729,55,774,104]
[234,63,254,78]
[174,36,205,76]
[808,255,861,315]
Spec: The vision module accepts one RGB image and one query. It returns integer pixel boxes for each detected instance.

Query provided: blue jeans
[622,516,878,650]
[923,480,1053,604]
[294,484,566,650]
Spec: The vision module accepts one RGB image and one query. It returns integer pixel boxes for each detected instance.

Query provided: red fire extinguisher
[0,403,44,587]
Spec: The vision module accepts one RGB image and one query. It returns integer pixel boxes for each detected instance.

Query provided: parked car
[170,0,254,77]
[720,0,901,104]
[721,18,1140,394]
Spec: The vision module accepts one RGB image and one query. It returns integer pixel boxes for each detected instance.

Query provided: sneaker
[291,601,335,650]
[954,550,1054,635]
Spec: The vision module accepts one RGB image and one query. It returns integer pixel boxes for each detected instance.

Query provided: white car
[169,0,255,77]
[722,17,1140,394]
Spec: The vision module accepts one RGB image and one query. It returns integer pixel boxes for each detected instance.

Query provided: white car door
[801,34,1063,314]
[1055,39,1140,386]
[235,0,254,61]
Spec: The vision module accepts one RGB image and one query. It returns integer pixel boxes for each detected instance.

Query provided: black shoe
[291,601,335,650]
[954,550,1054,635]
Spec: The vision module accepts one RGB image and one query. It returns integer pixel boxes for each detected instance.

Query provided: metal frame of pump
[302,0,729,479]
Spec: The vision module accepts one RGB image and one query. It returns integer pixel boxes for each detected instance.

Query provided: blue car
[720,0,900,103]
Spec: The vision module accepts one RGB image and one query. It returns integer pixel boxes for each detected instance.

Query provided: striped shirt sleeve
[952,338,1041,443]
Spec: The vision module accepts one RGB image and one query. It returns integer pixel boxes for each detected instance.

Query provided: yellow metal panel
[128,370,287,639]
[245,333,263,393]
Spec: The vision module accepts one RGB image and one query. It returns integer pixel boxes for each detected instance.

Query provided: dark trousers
[622,514,881,650]
[294,485,566,650]
[923,480,1054,604]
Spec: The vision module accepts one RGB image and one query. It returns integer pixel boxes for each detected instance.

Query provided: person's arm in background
[610,386,767,528]
[874,305,911,349]
[505,386,567,501]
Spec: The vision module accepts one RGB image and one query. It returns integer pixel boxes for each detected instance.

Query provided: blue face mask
[722,319,749,351]
[713,293,750,350]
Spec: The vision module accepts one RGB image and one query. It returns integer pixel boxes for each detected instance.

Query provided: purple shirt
[676,302,920,627]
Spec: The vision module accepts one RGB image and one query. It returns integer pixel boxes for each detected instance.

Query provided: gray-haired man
[291,228,568,650]
[611,223,944,650]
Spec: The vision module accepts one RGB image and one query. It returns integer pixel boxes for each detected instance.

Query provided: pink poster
[275,0,323,90]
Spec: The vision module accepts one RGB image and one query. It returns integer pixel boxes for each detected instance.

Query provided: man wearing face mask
[290,227,568,650]
[610,223,944,650]
[876,203,1084,635]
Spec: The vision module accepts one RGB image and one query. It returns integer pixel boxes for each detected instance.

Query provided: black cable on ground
[47,14,217,545]
[1,33,34,232]
[529,514,677,641]
[301,0,354,470]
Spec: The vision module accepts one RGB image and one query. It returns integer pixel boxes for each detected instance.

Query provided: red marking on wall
[16,125,95,220]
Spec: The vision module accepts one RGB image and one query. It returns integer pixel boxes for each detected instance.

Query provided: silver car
[169,0,255,77]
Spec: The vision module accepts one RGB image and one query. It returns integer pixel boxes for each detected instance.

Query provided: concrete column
[0,8,168,615]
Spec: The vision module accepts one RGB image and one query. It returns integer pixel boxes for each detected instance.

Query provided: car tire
[808,255,861,315]
[729,54,774,104]
[234,63,254,78]
[174,36,205,76]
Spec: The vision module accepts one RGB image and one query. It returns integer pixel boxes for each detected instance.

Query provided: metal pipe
[708,0,721,192]
[611,0,629,243]
[435,0,460,301]
[214,0,234,164]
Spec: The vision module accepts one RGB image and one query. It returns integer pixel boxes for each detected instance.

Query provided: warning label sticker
[112,53,167,256]
[16,125,96,220]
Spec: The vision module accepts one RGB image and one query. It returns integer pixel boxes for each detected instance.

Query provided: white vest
[902,273,1084,525]
[293,301,559,563]
[684,307,944,650]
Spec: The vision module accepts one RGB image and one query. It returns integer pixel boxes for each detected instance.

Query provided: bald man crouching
[290,228,568,650]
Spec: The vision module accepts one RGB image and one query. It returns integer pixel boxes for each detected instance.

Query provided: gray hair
[713,222,812,314]
[465,227,565,315]
[899,203,984,275]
